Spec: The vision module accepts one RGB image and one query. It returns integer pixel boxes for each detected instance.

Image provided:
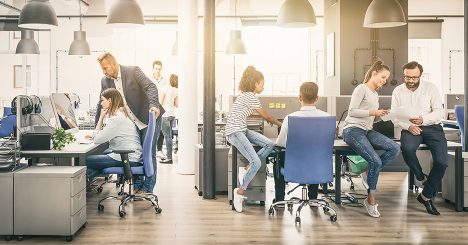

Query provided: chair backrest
[455,105,464,150]
[143,112,156,177]
[0,107,16,138]
[283,116,336,184]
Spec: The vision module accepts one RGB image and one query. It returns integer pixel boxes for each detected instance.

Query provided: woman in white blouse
[86,88,142,182]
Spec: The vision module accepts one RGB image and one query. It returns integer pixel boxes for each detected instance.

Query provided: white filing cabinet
[0,171,14,240]
[195,144,230,196]
[14,166,87,242]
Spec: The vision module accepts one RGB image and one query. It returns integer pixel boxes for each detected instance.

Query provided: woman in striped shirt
[226,66,282,213]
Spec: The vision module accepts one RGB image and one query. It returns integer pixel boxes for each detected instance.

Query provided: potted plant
[52,128,76,150]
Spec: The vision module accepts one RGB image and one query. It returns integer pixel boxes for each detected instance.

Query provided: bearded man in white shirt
[391,61,447,216]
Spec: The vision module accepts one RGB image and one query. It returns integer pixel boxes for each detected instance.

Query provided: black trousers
[400,124,448,198]
[273,151,319,202]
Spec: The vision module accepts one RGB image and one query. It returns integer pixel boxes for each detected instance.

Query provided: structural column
[177,0,198,174]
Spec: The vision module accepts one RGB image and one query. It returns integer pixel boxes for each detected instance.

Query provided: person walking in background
[159,74,179,164]
[342,60,400,218]
[226,66,282,213]
[151,60,168,160]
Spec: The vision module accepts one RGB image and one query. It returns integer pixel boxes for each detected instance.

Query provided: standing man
[391,61,446,215]
[152,60,168,160]
[95,52,165,194]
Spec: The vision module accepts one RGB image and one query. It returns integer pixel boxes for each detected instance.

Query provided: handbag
[346,155,368,174]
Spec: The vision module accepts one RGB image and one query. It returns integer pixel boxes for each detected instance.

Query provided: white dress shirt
[391,81,444,130]
[276,106,329,147]
[113,69,146,130]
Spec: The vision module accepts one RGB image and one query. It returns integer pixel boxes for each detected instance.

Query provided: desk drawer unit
[442,153,468,207]
[14,166,87,241]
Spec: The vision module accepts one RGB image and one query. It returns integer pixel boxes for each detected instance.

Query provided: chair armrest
[112,149,135,154]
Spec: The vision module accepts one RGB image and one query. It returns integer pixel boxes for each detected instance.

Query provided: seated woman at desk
[226,66,282,213]
[85,88,142,182]
[342,60,400,218]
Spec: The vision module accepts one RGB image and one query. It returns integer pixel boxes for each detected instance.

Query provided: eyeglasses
[404,76,420,82]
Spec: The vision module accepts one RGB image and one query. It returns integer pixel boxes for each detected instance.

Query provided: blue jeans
[86,154,140,181]
[133,116,162,193]
[226,130,275,190]
[161,116,175,160]
[400,124,447,198]
[343,127,400,193]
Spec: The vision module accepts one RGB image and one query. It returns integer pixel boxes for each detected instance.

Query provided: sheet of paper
[381,106,420,122]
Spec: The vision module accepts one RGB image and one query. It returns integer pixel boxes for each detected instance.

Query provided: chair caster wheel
[295,217,301,224]
[350,185,355,190]
[330,215,338,222]
[287,204,293,210]
[98,204,104,211]
[155,207,162,214]
[198,191,202,196]
[415,186,419,192]
[328,182,333,187]
[323,207,330,212]
[97,187,103,193]
[119,211,126,218]
[65,236,73,242]
[268,207,274,215]
[260,201,265,206]
[5,235,12,241]
[17,236,23,241]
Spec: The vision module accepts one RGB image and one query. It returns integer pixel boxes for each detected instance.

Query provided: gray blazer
[95,65,165,126]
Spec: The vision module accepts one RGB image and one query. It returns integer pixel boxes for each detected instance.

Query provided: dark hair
[402,61,423,74]
[101,88,129,118]
[153,60,162,68]
[169,74,178,88]
[238,66,264,92]
[300,82,318,104]
[363,60,390,84]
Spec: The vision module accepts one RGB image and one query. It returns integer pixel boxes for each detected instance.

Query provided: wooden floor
[8,159,468,244]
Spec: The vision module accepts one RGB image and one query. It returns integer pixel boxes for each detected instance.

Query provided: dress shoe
[417,194,440,215]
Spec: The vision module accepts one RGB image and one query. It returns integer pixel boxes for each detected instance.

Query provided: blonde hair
[363,60,390,84]
[101,88,130,118]
[238,66,264,93]
[97,52,117,65]
[300,82,318,104]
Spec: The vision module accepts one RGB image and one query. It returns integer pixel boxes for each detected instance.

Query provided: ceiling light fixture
[363,0,406,28]
[16,30,40,54]
[18,0,58,30]
[277,0,317,28]
[69,0,91,55]
[107,0,145,26]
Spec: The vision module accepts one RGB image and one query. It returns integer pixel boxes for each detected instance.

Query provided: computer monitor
[51,93,78,132]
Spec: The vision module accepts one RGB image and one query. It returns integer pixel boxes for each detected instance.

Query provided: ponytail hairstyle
[363,60,390,84]
[169,74,178,88]
[101,88,130,118]
[238,66,264,92]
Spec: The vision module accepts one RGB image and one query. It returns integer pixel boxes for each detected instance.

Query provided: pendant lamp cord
[78,0,82,31]
[234,0,237,28]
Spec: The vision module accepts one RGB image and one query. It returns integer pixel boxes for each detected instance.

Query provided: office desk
[21,131,108,166]
[333,140,464,211]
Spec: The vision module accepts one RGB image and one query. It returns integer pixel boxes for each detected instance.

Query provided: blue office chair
[268,116,338,223]
[97,112,162,218]
[0,107,16,138]
[455,105,464,150]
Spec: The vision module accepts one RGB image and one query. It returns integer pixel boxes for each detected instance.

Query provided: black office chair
[97,112,162,217]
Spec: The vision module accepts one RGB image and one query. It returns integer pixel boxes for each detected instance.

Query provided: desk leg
[455,147,463,212]
[231,146,237,210]
[334,153,341,204]
[408,169,414,191]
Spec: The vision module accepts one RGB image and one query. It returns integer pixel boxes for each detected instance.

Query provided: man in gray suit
[95,52,165,194]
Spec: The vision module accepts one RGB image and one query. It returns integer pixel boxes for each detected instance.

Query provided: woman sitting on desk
[85,88,142,182]
[342,60,400,218]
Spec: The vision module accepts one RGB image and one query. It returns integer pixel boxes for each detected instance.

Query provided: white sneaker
[157,151,167,159]
[363,198,380,218]
[360,171,369,190]
[233,188,244,213]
